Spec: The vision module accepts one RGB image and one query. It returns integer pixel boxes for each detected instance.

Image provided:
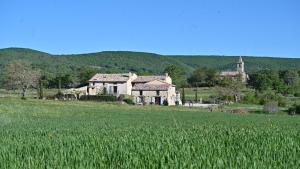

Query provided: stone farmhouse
[220,56,249,82]
[88,73,181,105]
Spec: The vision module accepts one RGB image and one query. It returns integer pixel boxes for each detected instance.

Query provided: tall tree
[164,65,185,87]
[181,88,186,105]
[4,60,41,98]
[249,70,287,93]
[78,66,98,86]
[281,70,300,94]
[217,76,245,103]
[188,67,217,87]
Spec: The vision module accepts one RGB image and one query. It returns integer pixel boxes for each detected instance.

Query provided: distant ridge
[0,47,300,85]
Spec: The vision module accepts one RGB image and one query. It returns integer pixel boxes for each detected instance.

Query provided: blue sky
[0,0,299,58]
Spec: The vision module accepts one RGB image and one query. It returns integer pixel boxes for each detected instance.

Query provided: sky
[0,0,299,58]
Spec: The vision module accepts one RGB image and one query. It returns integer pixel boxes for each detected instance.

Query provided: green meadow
[0,98,299,168]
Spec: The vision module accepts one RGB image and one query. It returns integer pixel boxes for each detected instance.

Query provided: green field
[0,98,299,168]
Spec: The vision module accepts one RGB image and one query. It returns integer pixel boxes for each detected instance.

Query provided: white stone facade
[88,73,181,106]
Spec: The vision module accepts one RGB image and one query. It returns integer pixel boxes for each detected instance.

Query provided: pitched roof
[132,81,172,91]
[220,71,240,76]
[132,76,166,83]
[89,73,130,82]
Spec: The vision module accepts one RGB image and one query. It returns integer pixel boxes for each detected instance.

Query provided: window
[93,82,95,86]
[156,90,160,96]
[113,86,118,94]
[140,91,143,96]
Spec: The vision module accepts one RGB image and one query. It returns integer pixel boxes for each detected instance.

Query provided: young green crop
[0,98,299,168]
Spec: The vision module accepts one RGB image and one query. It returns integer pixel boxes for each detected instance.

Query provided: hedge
[79,95,117,102]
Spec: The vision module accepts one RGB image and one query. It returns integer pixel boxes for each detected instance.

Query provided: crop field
[0,98,300,168]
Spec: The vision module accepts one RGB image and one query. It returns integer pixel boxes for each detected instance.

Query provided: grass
[0,98,300,168]
[181,87,218,101]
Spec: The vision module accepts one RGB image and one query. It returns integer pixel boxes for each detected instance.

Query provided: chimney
[129,72,132,77]
[165,73,169,77]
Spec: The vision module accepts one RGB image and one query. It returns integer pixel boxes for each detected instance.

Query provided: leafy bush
[79,95,117,102]
[55,91,64,100]
[118,94,125,101]
[288,104,300,115]
[123,98,135,105]
[242,93,259,104]
[294,92,300,97]
[163,100,169,106]
[257,90,286,107]
[263,101,279,114]
[277,96,287,107]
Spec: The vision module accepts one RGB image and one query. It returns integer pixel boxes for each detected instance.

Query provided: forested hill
[0,47,300,82]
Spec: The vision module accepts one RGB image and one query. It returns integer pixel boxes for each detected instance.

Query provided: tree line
[3,60,300,100]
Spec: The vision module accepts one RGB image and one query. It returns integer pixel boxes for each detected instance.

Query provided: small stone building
[87,73,181,106]
[88,72,137,96]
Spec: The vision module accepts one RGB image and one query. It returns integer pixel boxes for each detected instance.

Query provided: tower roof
[238,56,243,63]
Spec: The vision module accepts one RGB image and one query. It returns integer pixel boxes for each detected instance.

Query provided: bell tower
[237,56,244,73]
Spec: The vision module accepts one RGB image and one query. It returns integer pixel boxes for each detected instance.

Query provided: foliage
[248,70,287,93]
[163,100,169,106]
[1,48,300,89]
[242,92,259,104]
[79,95,117,102]
[123,98,135,105]
[78,66,99,86]
[0,98,300,168]
[288,104,300,115]
[295,92,300,97]
[188,67,218,87]
[256,89,287,107]
[181,88,186,104]
[164,64,185,87]
[4,60,41,98]
[216,77,245,103]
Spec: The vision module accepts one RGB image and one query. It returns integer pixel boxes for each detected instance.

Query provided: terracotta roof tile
[132,76,166,83]
[89,73,130,82]
[132,81,172,91]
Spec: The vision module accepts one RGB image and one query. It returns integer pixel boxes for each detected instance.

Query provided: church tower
[237,56,245,73]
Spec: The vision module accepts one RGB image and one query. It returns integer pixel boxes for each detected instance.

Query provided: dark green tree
[164,65,185,87]
[78,66,98,86]
[249,70,287,94]
[188,67,217,87]
[181,88,186,105]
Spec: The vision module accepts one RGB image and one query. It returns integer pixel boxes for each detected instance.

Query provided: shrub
[118,94,125,101]
[277,96,287,107]
[123,98,135,105]
[55,91,64,100]
[288,104,300,115]
[163,100,169,106]
[79,95,117,102]
[263,101,279,114]
[242,93,258,104]
[294,92,300,97]
[102,87,108,95]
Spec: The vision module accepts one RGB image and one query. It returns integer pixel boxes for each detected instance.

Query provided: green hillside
[0,47,300,86]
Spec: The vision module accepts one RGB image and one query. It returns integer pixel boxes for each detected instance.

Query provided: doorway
[155,97,161,105]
